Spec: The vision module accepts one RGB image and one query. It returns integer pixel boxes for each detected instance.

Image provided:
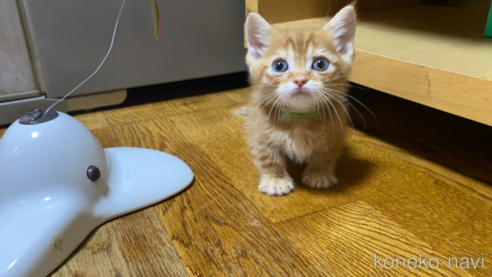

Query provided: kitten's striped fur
[244,4,357,196]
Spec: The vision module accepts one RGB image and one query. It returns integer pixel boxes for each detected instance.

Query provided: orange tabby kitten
[244,5,356,196]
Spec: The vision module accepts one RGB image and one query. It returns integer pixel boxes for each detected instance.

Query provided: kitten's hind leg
[302,141,344,189]
[251,145,294,196]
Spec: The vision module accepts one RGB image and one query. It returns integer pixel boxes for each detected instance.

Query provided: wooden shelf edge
[242,9,492,127]
[351,51,492,127]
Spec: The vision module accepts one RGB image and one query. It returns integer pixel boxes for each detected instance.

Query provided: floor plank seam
[358,137,492,202]
[270,200,363,225]
[104,101,249,128]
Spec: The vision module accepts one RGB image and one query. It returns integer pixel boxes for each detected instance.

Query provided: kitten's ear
[245,13,275,60]
[323,4,357,61]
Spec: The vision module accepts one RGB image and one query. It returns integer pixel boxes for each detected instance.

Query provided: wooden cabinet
[245,0,492,126]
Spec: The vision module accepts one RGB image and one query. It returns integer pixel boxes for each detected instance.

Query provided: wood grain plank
[351,51,492,127]
[278,201,471,276]
[74,111,110,130]
[256,0,420,23]
[90,128,120,148]
[111,103,492,276]
[152,101,492,254]
[112,118,332,276]
[245,0,258,15]
[167,107,359,223]
[343,129,492,276]
[105,89,250,126]
[177,101,492,274]
[50,208,188,277]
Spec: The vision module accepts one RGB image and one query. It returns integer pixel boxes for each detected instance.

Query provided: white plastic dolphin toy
[0,110,194,277]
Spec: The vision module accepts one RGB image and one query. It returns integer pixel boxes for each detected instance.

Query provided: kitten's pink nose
[293,76,308,88]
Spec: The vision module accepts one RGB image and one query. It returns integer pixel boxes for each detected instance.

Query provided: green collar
[286,108,319,118]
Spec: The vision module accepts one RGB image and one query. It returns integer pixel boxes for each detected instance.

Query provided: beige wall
[0,0,37,97]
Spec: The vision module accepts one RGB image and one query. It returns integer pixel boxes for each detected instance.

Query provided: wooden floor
[2,86,492,276]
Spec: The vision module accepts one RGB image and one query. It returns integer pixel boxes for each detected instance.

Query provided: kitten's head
[245,5,356,113]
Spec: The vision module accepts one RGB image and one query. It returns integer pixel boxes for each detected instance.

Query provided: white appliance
[0,109,194,277]
[0,0,246,125]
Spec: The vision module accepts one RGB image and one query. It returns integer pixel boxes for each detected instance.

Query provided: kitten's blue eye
[272,60,288,73]
[312,58,330,71]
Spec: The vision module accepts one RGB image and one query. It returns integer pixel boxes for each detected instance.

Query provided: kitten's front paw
[302,171,338,189]
[259,175,294,196]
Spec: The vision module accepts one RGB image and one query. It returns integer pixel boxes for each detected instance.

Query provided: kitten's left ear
[245,13,275,60]
[323,4,357,62]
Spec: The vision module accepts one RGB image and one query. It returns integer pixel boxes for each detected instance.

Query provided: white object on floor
[0,111,194,277]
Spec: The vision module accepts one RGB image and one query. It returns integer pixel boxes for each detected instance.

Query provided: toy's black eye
[272,60,288,73]
[312,58,330,71]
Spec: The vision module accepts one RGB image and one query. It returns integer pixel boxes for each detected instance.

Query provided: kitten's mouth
[292,88,310,96]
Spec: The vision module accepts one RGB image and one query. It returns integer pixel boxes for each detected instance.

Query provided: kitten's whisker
[254,93,280,130]
[267,96,282,124]
[229,93,276,123]
[313,93,325,131]
[325,0,332,17]
[322,94,335,132]
[278,94,288,124]
[271,97,284,124]
[273,95,282,124]
[325,104,334,135]
[321,89,366,129]
[323,87,377,121]
[313,92,325,131]
[315,89,335,134]
[317,93,325,127]
[274,96,285,124]
[256,103,270,130]
[249,91,278,114]
[317,92,344,134]
[321,91,355,129]
[281,94,289,122]
[273,97,279,123]
[319,95,327,132]
[275,101,280,124]
[280,94,289,123]
[228,110,243,123]
[231,90,276,122]
[343,98,366,128]
[251,91,277,105]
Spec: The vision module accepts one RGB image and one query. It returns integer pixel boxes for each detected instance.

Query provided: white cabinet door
[19,0,247,99]
[0,0,39,102]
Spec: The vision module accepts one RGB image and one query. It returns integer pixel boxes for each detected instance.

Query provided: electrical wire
[45,0,126,114]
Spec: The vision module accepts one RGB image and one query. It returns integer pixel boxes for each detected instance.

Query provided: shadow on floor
[287,147,376,195]
[347,85,492,186]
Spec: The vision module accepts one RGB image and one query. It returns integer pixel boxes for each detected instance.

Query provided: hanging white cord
[45,0,126,114]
